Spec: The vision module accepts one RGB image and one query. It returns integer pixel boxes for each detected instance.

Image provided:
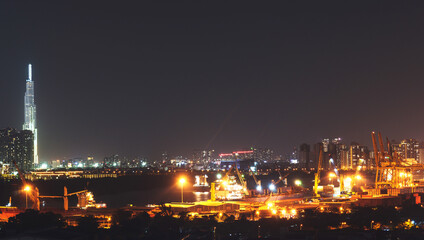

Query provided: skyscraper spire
[28,64,32,81]
[23,63,38,166]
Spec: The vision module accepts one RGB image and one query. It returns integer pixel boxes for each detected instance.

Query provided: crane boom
[12,161,28,186]
[314,146,323,197]
[378,132,386,161]
[12,160,39,210]
[371,132,379,167]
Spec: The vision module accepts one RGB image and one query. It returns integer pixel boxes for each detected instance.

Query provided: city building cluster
[291,137,424,171]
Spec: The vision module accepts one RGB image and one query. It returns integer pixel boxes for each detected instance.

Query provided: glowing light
[179,178,186,184]
[216,173,222,179]
[281,209,287,214]
[294,180,302,186]
[329,173,336,178]
[256,185,262,191]
[219,212,223,217]
[267,202,273,208]
[269,184,276,191]
[291,209,296,215]
[355,175,362,180]
[256,211,260,215]
[272,209,277,215]
[24,185,31,192]
[233,150,253,154]
[40,163,48,169]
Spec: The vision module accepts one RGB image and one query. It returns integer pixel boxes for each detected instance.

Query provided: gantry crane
[371,131,424,189]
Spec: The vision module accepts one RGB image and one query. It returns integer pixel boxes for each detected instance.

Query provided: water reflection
[193,192,210,202]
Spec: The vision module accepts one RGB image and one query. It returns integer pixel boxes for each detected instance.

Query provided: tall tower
[23,64,38,166]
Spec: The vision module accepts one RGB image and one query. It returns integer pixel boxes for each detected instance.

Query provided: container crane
[371,131,424,190]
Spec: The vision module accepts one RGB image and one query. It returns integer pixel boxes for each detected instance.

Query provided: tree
[77,215,98,233]
[6,209,64,232]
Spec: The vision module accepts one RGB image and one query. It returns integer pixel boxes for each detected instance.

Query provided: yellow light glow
[329,173,336,178]
[179,178,186,184]
[24,185,31,192]
[267,202,273,208]
[291,209,296,215]
[219,212,223,217]
[256,211,260,215]
[281,209,287,214]
[356,175,361,180]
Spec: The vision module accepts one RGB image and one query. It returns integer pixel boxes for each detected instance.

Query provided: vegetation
[2,205,424,239]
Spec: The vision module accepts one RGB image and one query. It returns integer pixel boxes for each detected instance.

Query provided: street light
[269,183,276,192]
[294,180,302,186]
[329,172,336,183]
[179,178,186,203]
[23,185,31,209]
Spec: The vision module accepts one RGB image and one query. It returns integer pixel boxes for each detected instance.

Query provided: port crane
[13,161,40,210]
[272,171,289,186]
[313,146,323,197]
[38,187,89,211]
[251,170,262,191]
[13,161,93,210]
[371,131,424,189]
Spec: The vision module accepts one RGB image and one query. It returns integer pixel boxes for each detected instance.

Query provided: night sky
[1,1,424,162]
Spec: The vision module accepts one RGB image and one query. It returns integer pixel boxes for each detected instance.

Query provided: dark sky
[1,1,424,162]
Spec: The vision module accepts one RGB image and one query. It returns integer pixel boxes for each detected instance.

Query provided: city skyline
[1,1,424,162]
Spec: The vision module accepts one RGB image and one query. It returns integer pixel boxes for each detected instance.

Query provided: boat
[193,175,210,193]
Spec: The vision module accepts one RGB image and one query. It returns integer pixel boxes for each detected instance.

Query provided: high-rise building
[23,64,38,166]
[338,144,350,170]
[193,149,215,165]
[0,128,34,171]
[104,154,121,167]
[349,142,370,170]
[252,147,274,163]
[391,139,423,162]
[299,143,310,169]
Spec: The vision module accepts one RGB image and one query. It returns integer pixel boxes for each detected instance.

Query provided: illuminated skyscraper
[23,64,38,166]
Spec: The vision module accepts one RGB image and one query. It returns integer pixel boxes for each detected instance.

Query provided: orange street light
[23,185,31,209]
[179,178,186,203]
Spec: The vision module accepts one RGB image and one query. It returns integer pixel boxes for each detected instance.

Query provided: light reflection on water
[96,189,211,208]
[193,192,210,202]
